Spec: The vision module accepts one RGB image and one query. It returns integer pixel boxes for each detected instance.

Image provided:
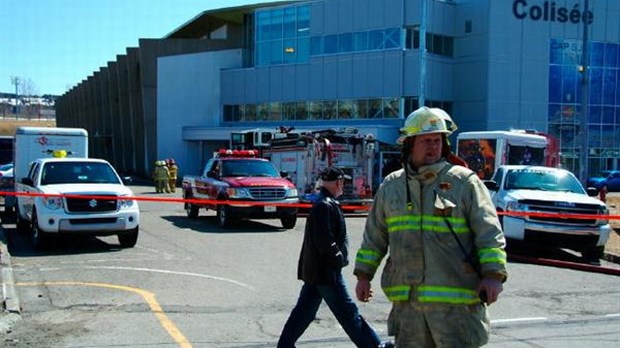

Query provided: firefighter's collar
[408,161,448,184]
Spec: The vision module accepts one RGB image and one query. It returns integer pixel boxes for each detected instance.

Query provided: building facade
[56,0,620,181]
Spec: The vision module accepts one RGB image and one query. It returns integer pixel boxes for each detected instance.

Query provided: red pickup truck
[182,150,299,229]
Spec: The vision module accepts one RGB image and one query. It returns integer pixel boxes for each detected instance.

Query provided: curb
[0,224,22,334]
[603,251,620,264]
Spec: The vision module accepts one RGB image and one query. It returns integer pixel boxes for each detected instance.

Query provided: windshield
[41,162,121,185]
[221,160,280,177]
[504,169,584,193]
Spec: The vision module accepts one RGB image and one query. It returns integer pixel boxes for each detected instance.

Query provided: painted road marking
[491,317,548,324]
[17,281,192,348]
[36,265,255,291]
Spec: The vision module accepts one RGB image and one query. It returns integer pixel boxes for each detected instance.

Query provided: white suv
[484,165,611,261]
[16,158,140,249]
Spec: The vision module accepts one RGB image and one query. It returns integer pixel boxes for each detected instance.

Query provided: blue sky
[0,0,277,96]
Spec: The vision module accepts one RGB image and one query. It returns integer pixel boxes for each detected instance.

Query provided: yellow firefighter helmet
[397,106,458,144]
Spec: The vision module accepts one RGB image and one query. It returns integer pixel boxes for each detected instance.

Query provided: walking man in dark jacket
[278,166,384,348]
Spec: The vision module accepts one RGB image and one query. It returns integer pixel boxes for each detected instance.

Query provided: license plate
[264,205,276,212]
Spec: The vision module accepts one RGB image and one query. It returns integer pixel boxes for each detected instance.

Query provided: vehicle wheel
[281,215,297,229]
[185,194,199,219]
[217,205,230,227]
[16,206,29,234]
[118,227,139,248]
[31,213,48,250]
[581,246,604,262]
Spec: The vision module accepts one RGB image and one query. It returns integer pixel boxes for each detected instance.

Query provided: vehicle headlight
[598,206,610,225]
[118,194,136,208]
[227,187,251,199]
[286,188,298,198]
[506,201,527,212]
[43,196,63,210]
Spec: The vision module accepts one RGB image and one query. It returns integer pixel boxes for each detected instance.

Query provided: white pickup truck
[15,158,140,249]
[484,165,612,262]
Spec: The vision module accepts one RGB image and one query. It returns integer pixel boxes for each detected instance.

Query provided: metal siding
[367,0,384,29]
[310,0,324,36]
[296,64,310,98]
[323,0,338,34]
[269,67,283,101]
[308,61,323,100]
[352,0,369,32]
[282,65,296,101]
[322,58,338,99]
[383,51,402,97]
[352,55,369,97]
[383,0,403,28]
[337,0,354,33]
[244,69,257,102]
[367,54,384,97]
[337,56,353,98]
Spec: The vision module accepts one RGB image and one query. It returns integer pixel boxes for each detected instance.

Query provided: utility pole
[418,0,427,108]
[578,0,590,184]
[10,76,21,118]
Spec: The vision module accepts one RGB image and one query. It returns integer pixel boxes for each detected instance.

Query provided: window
[384,28,401,49]
[353,31,368,51]
[324,34,338,54]
[383,98,400,118]
[369,30,384,50]
[369,98,383,118]
[283,102,296,120]
[295,101,308,120]
[255,4,311,67]
[338,99,353,119]
[339,33,353,53]
[353,99,368,118]
[309,101,323,120]
[405,27,454,57]
[324,100,337,119]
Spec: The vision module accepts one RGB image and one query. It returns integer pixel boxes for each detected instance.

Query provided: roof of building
[164,1,300,39]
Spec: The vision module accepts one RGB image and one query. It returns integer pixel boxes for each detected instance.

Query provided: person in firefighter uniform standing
[153,160,171,193]
[354,107,507,347]
[166,158,179,193]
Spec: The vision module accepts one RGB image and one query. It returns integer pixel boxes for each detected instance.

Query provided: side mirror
[483,180,499,191]
[21,177,34,186]
[280,171,290,179]
[585,187,599,196]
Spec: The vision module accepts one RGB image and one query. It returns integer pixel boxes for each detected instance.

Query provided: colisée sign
[512,0,593,24]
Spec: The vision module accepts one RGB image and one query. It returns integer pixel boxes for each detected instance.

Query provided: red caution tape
[2,190,620,219]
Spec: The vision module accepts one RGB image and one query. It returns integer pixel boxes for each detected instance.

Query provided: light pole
[10,76,21,118]
[418,0,427,108]
[578,0,590,184]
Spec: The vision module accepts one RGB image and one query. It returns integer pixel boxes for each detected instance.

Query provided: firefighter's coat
[354,160,507,346]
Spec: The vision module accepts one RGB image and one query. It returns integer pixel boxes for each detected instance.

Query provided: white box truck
[8,127,88,213]
[456,130,550,180]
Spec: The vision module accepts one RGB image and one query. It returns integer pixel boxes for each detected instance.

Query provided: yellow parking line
[17,281,192,348]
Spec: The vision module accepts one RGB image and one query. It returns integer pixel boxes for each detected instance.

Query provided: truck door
[204,159,221,199]
[19,161,40,219]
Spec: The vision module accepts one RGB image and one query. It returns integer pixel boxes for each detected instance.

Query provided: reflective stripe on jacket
[354,160,507,305]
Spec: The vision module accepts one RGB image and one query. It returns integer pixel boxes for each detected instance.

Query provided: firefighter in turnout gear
[353,107,507,347]
[167,158,178,193]
[153,160,171,193]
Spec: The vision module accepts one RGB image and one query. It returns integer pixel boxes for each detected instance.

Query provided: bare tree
[20,78,39,97]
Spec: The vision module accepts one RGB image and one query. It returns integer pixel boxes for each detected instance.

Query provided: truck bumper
[226,199,298,219]
[36,208,140,234]
[503,216,612,248]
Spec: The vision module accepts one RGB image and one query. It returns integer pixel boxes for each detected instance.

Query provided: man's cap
[320,166,352,181]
